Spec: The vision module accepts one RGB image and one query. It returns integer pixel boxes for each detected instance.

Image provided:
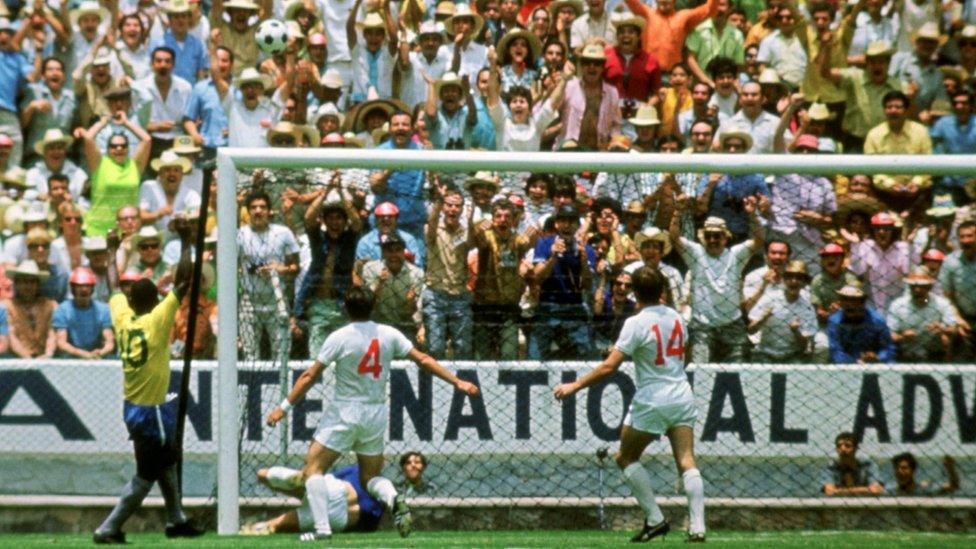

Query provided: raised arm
[124,112,154,172]
[169,217,195,301]
[347,0,365,50]
[77,117,109,173]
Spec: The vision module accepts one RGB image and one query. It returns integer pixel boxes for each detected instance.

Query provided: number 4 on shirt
[357,339,382,379]
[650,320,685,366]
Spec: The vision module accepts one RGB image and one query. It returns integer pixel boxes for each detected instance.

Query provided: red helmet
[921,249,945,262]
[119,268,143,282]
[870,212,896,227]
[69,267,97,286]
[374,202,399,217]
[819,243,845,256]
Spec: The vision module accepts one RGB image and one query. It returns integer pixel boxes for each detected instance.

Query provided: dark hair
[216,45,235,64]
[502,35,537,67]
[656,134,684,149]
[505,86,534,110]
[151,46,176,62]
[390,109,413,124]
[591,197,622,218]
[542,37,566,57]
[891,452,917,471]
[244,189,272,209]
[835,431,859,447]
[958,219,976,233]
[809,2,831,15]
[766,238,792,256]
[525,172,552,192]
[550,175,577,199]
[691,117,717,133]
[41,56,63,74]
[706,56,738,79]
[882,90,910,109]
[491,200,514,215]
[587,232,611,248]
[399,451,428,468]
[670,62,690,76]
[730,6,747,18]
[48,173,69,186]
[631,266,666,304]
[118,14,145,37]
[343,286,375,321]
[130,278,160,315]
[108,132,130,147]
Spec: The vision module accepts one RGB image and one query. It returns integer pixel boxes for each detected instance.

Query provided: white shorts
[623,398,697,436]
[313,401,387,455]
[296,474,350,532]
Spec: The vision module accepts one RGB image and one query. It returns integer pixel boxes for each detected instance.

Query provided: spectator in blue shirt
[0,17,33,166]
[183,46,234,159]
[531,204,597,360]
[370,111,427,239]
[826,284,895,364]
[696,129,771,242]
[930,90,976,206]
[150,0,209,84]
[0,302,9,355]
[355,202,425,269]
[52,268,114,358]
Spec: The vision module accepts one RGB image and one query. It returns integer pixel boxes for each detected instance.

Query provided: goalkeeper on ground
[243,465,383,536]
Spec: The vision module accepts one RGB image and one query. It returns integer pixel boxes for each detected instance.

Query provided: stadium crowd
[0,0,973,364]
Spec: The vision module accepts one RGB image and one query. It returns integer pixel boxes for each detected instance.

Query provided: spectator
[707,56,739,117]
[889,22,947,112]
[685,0,744,88]
[696,127,771,241]
[347,1,398,101]
[826,284,895,363]
[116,14,151,82]
[494,28,541,94]
[356,202,425,268]
[887,266,957,362]
[20,57,75,163]
[135,47,192,162]
[399,451,437,497]
[62,1,110,80]
[863,91,933,206]
[671,200,764,364]
[891,453,959,496]
[929,90,976,205]
[4,260,57,359]
[140,151,202,232]
[82,236,112,302]
[593,268,636,355]
[603,14,661,103]
[717,80,781,153]
[446,3,488,79]
[846,211,910,313]
[826,40,901,153]
[627,105,660,152]
[624,227,684,309]
[756,4,806,89]
[471,200,532,359]
[221,68,279,148]
[532,204,596,360]
[52,267,113,359]
[397,21,451,109]
[114,205,143,273]
[488,48,564,152]
[150,0,208,84]
[2,203,53,268]
[73,48,125,130]
[624,0,717,71]
[183,45,234,158]
[558,43,621,151]
[570,0,613,51]
[171,251,217,359]
[361,233,424,341]
[810,243,862,328]
[822,432,884,496]
[423,186,473,359]
[93,85,148,161]
[78,113,153,236]
[748,259,817,363]
[130,226,169,285]
[424,71,478,150]
[0,17,31,166]
[678,83,726,139]
[939,219,976,358]
[26,227,68,302]
[210,0,262,78]
[591,136,644,205]
[742,239,792,315]
[25,129,87,199]
[51,201,84,275]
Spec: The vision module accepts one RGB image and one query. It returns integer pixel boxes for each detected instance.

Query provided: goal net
[214,149,976,534]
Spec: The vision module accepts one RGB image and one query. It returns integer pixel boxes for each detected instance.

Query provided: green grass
[4,530,976,548]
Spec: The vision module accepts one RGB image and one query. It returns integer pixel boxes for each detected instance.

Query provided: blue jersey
[333,465,383,532]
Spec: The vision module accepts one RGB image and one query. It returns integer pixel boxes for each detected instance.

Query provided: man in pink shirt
[625,0,718,71]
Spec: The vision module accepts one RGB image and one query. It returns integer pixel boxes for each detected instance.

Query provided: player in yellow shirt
[94,219,204,544]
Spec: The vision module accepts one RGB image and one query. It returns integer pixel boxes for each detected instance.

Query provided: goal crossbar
[215,149,976,535]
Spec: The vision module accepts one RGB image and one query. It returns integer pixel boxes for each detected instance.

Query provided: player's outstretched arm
[267,360,328,426]
[407,348,480,396]
[553,349,627,400]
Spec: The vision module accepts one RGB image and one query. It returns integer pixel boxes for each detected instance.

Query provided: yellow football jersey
[110,292,180,406]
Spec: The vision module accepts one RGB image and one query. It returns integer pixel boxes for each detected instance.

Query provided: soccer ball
[256,19,289,56]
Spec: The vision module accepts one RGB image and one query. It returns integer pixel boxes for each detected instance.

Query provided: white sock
[622,462,665,525]
[265,466,302,492]
[682,468,705,535]
[366,476,398,510]
[304,475,333,536]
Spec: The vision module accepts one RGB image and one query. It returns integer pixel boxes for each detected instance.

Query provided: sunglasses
[581,59,603,67]
[28,242,50,250]
[109,142,129,149]
[613,281,631,288]
[139,242,160,250]
[117,215,138,221]
[63,216,82,223]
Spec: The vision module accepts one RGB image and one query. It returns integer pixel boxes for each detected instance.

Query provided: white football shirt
[614,304,693,406]
[316,321,414,404]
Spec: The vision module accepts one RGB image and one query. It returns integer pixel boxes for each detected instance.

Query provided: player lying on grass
[554,266,706,543]
[242,465,384,535]
[266,286,480,541]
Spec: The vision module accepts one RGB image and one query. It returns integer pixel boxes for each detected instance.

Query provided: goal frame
[215,148,976,535]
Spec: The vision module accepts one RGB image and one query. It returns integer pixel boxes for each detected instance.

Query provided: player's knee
[676,455,697,473]
[615,452,637,470]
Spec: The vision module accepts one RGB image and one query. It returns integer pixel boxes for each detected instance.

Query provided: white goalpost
[215,148,976,535]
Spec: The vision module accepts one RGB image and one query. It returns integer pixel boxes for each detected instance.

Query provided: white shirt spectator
[489,99,558,152]
[133,74,193,140]
[237,223,301,312]
[400,47,452,109]
[719,109,782,153]
[138,180,202,231]
[679,238,755,327]
[748,289,817,359]
[224,92,281,148]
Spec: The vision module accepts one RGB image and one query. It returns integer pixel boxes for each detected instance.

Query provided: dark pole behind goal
[174,167,214,486]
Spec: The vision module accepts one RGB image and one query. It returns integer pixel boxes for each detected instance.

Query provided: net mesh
[227,161,976,527]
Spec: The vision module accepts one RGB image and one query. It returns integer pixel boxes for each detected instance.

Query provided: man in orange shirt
[624,0,718,71]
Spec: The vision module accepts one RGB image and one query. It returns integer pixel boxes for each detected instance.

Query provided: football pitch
[3,530,975,548]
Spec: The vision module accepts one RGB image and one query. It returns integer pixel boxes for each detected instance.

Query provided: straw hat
[132,226,163,248]
[634,227,671,256]
[83,236,108,252]
[445,3,484,37]
[697,216,732,242]
[865,40,893,58]
[348,97,406,133]
[611,12,646,32]
[940,65,968,84]
[497,29,542,64]
[549,0,584,17]
[904,266,935,286]
[285,0,318,24]
[33,128,74,155]
[718,127,753,151]
[434,71,465,96]
[416,20,445,41]
[237,67,273,91]
[151,150,193,174]
[172,135,202,155]
[783,259,811,282]
[70,1,109,27]
[223,0,259,10]
[267,121,320,147]
[807,102,833,121]
[342,132,365,148]
[628,105,660,127]
[356,11,387,33]
[758,68,787,92]
[435,1,456,18]
[837,284,866,299]
[926,194,957,218]
[836,192,883,221]
[464,172,501,193]
[104,85,133,100]
[9,259,50,281]
[161,0,193,14]
[312,102,345,128]
[22,202,47,222]
[623,200,645,216]
[912,22,947,46]
[321,68,344,89]
[579,43,607,61]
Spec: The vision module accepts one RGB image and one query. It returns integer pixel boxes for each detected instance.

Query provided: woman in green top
[78,112,152,236]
